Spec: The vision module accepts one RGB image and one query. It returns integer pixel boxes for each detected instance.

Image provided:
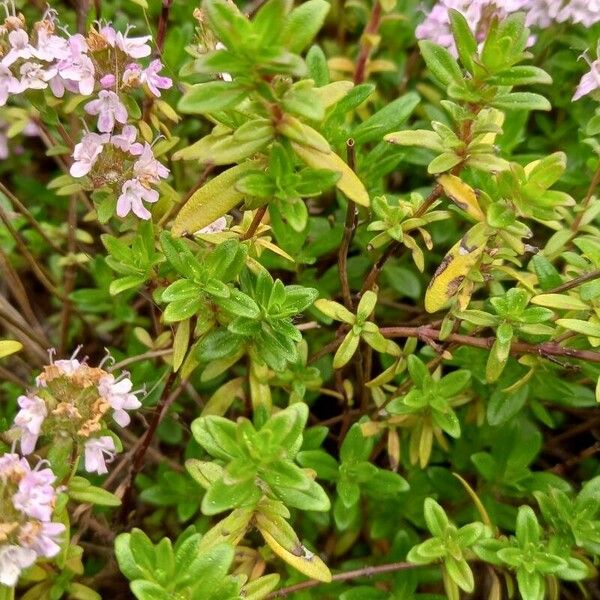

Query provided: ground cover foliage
[1,0,600,598]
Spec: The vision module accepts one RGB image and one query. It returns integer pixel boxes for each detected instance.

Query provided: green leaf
[353,92,420,144]
[178,81,247,114]
[531,254,563,290]
[516,569,545,600]
[423,498,449,536]
[306,45,330,86]
[131,581,171,600]
[407,355,431,387]
[515,505,540,545]
[491,92,551,112]
[217,289,261,319]
[333,331,360,368]
[445,557,474,592]
[418,40,463,86]
[488,66,552,86]
[487,385,528,426]
[68,476,121,506]
[428,152,462,174]
[448,9,477,73]
[281,0,330,53]
[202,0,251,50]
[340,424,374,464]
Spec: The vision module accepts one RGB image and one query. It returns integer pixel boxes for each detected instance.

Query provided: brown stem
[156,0,174,56]
[241,205,268,241]
[0,182,64,254]
[119,370,181,522]
[547,269,600,294]
[571,162,600,232]
[0,203,63,299]
[353,1,382,85]
[267,561,421,598]
[339,139,358,310]
[379,325,600,364]
[311,325,600,366]
[360,184,443,295]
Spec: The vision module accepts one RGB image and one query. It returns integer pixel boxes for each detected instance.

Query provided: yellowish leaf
[0,340,22,359]
[258,526,331,582]
[172,163,257,236]
[425,224,488,313]
[291,142,369,207]
[438,174,485,221]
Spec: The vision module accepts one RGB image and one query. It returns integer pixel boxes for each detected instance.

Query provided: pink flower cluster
[415,0,600,55]
[0,453,64,587]
[0,13,171,106]
[13,349,142,476]
[0,10,172,220]
[70,125,169,219]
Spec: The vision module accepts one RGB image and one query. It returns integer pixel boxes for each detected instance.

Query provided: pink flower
[13,395,47,455]
[573,54,600,101]
[55,52,95,96]
[0,453,29,481]
[122,63,142,88]
[2,29,36,66]
[34,30,70,62]
[116,178,159,220]
[133,143,169,186]
[84,436,116,475]
[19,62,56,90]
[0,545,37,587]
[12,463,57,522]
[98,24,118,47]
[0,64,23,106]
[100,73,116,89]
[98,373,141,427]
[141,60,172,97]
[557,0,600,26]
[84,90,128,133]
[70,132,109,177]
[110,125,143,155]
[116,28,152,59]
[415,0,536,55]
[19,522,65,558]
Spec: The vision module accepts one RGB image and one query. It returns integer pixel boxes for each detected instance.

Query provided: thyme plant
[1,0,600,598]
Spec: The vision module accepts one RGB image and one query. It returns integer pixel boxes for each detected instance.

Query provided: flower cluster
[12,349,142,476]
[0,453,64,587]
[70,126,169,219]
[0,8,172,220]
[416,0,600,55]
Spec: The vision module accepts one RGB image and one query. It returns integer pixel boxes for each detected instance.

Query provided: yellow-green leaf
[172,162,257,236]
[292,142,369,207]
[172,320,190,372]
[531,294,588,311]
[556,318,600,339]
